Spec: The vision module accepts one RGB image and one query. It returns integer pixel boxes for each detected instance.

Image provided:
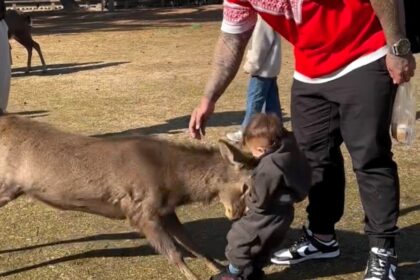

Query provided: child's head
[243,113,284,158]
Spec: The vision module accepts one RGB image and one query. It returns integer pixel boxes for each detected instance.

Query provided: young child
[212,113,311,280]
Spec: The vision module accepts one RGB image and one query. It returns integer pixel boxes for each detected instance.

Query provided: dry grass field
[1,5,419,280]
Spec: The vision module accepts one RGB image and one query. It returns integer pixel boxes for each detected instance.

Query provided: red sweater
[222,0,387,78]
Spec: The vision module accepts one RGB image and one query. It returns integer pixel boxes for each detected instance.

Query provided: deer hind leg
[0,183,23,208]
[25,45,33,74]
[32,40,46,72]
[130,214,200,280]
[162,213,222,273]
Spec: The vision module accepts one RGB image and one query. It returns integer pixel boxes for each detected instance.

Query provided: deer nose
[225,207,233,220]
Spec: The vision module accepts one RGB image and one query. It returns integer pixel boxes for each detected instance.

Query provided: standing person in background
[226,16,282,143]
[0,0,11,113]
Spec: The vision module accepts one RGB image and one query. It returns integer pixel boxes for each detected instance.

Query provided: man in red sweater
[189,1,416,279]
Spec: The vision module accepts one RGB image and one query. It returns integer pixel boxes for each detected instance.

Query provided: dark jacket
[225,131,311,270]
[0,0,5,20]
[248,131,311,212]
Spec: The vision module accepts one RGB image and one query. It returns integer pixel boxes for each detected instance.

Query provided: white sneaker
[271,226,340,265]
[226,130,243,143]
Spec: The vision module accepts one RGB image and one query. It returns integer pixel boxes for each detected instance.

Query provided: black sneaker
[364,248,398,280]
[271,226,340,265]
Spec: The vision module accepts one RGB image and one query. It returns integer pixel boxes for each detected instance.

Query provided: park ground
[0,5,419,280]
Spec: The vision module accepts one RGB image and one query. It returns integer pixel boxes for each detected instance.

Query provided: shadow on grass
[0,217,230,277]
[0,217,230,257]
[7,110,50,118]
[400,204,420,217]
[94,111,290,137]
[0,246,158,277]
[12,61,129,77]
[0,218,418,278]
[29,7,223,36]
[94,111,245,137]
[0,232,140,255]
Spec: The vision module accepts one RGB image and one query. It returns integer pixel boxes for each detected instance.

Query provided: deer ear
[218,139,249,168]
[242,182,250,195]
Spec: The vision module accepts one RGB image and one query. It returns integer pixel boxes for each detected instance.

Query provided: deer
[5,10,46,73]
[0,115,257,280]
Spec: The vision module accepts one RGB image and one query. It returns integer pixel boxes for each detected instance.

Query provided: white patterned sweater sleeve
[221,0,258,34]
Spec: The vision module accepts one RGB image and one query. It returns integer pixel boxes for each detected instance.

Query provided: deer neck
[183,153,231,204]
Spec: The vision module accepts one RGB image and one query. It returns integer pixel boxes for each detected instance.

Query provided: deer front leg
[162,213,222,274]
[130,213,200,280]
[0,184,22,208]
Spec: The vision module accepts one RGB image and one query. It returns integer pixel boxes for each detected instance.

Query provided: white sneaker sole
[271,250,340,265]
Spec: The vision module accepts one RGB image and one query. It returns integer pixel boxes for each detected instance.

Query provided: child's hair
[243,113,284,146]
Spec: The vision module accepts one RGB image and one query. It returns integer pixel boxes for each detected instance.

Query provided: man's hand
[189,97,215,140]
[370,0,417,83]
[386,53,416,84]
[188,30,252,140]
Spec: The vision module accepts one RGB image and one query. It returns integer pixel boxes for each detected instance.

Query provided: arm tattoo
[370,0,404,45]
[204,30,253,102]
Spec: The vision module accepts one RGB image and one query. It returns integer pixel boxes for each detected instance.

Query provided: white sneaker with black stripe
[364,247,398,280]
[271,226,340,265]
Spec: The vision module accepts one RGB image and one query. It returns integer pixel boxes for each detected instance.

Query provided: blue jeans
[241,76,282,129]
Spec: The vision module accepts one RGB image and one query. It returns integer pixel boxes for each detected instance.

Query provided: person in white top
[226,16,282,143]
[0,0,10,113]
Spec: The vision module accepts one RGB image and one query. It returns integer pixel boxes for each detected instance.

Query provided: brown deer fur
[5,10,46,73]
[0,115,255,280]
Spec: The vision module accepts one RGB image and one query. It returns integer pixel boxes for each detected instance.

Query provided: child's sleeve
[247,163,285,214]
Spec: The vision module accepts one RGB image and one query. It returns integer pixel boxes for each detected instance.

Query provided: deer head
[217,139,257,220]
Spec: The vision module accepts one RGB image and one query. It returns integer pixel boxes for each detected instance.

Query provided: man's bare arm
[204,30,253,103]
[188,30,252,139]
[370,0,404,45]
[370,0,416,84]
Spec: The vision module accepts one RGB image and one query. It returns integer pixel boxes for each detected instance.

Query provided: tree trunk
[59,0,79,10]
